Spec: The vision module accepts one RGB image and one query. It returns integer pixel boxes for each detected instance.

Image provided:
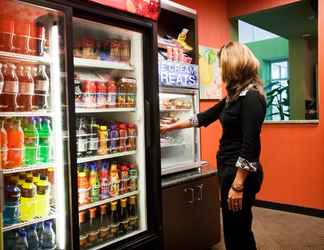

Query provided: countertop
[161,164,218,188]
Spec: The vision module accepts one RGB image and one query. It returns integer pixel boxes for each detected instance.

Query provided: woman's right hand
[160,124,171,135]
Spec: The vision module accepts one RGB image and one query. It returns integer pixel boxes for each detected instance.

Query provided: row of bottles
[3,170,52,225]
[0,63,49,112]
[76,117,137,158]
[78,160,138,205]
[79,196,139,249]
[0,19,46,56]
[0,117,53,169]
[4,220,56,250]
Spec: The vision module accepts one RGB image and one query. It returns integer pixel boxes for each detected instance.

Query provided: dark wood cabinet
[162,175,221,250]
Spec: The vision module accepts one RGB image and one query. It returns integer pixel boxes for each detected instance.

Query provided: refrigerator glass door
[72,18,147,249]
[0,1,72,250]
[160,88,200,175]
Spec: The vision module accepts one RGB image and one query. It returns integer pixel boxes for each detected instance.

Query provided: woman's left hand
[227,187,243,212]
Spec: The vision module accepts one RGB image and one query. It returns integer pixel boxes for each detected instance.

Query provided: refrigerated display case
[72,17,149,249]
[0,1,162,250]
[0,0,74,249]
[158,1,200,176]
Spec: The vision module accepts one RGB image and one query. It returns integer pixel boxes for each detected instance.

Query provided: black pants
[218,165,263,250]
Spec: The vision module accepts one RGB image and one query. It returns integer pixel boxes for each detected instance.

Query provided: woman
[161,41,266,250]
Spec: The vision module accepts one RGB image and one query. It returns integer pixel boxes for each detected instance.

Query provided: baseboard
[254,200,324,218]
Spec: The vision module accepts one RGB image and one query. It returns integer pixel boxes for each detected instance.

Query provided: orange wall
[175,0,324,210]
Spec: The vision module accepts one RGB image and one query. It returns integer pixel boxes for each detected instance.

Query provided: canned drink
[166,46,173,61]
[172,47,179,62]
[179,49,184,63]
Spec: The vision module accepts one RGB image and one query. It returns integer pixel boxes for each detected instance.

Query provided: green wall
[245,37,289,86]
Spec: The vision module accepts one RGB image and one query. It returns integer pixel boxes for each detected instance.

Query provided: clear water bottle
[4,230,19,250]
[39,220,56,250]
[36,222,44,240]
[26,224,39,250]
[16,230,29,250]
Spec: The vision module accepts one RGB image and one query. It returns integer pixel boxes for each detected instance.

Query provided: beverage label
[37,185,49,195]
[22,187,36,198]
[19,82,35,95]
[24,136,37,146]
[117,93,126,106]
[4,81,19,94]
[127,93,136,107]
[96,93,106,107]
[0,81,4,93]
[77,136,87,153]
[88,136,98,151]
[107,92,117,107]
[35,80,49,92]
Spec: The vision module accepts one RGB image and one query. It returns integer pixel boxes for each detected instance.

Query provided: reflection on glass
[237,0,318,121]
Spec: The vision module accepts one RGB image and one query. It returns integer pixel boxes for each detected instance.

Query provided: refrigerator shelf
[0,111,53,117]
[74,57,134,71]
[160,108,192,112]
[77,151,137,163]
[0,51,51,64]
[2,163,54,174]
[2,209,56,232]
[161,142,186,148]
[76,108,136,113]
[87,229,146,250]
[79,190,139,211]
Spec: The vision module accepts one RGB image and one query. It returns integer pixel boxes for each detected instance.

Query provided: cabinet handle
[184,187,195,204]
[197,184,204,201]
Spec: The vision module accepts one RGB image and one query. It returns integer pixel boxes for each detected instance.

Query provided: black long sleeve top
[195,89,266,172]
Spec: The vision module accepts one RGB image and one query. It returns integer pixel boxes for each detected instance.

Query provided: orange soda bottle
[6,119,24,168]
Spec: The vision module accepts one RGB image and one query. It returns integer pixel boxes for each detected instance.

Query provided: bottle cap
[39,175,48,181]
[99,204,107,214]
[111,201,117,210]
[89,207,97,218]
[79,211,86,223]
[121,198,127,207]
[19,173,26,179]
[44,220,52,227]
[18,230,27,237]
[129,196,136,205]
[100,126,107,131]
[119,123,127,129]
[120,165,129,172]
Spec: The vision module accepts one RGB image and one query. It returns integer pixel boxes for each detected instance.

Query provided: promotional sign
[88,0,160,20]
[159,60,199,89]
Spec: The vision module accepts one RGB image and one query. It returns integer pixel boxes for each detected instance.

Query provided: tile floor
[212,207,324,250]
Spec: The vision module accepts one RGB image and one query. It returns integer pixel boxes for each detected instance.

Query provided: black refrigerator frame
[14,0,163,249]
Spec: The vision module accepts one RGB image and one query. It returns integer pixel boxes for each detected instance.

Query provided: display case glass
[160,87,200,175]
[72,17,147,249]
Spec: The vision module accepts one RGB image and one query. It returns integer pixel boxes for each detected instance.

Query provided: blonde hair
[219,41,265,102]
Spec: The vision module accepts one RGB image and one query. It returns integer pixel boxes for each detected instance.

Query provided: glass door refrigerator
[0,0,74,249]
[69,2,162,250]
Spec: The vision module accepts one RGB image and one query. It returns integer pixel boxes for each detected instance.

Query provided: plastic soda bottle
[36,222,44,240]
[0,119,8,168]
[109,162,120,197]
[32,171,40,185]
[97,125,108,155]
[88,207,99,246]
[39,220,56,250]
[36,174,51,217]
[23,117,39,165]
[16,230,29,250]
[34,65,49,110]
[100,160,109,200]
[3,64,19,111]
[78,165,90,205]
[20,177,37,221]
[6,119,24,168]
[87,117,98,156]
[18,66,34,111]
[89,162,100,203]
[26,224,39,250]
[17,172,26,190]
[38,118,52,163]
[4,230,19,250]
[3,178,21,225]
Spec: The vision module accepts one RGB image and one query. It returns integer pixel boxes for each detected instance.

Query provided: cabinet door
[162,182,195,250]
[192,175,221,249]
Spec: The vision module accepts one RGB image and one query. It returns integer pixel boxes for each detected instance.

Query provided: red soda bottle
[3,64,19,111]
[0,19,14,52]
[18,66,34,111]
[34,65,49,110]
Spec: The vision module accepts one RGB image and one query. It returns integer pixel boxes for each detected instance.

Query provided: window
[267,60,289,120]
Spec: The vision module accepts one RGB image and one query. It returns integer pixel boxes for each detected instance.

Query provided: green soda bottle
[23,117,39,165]
[38,118,52,163]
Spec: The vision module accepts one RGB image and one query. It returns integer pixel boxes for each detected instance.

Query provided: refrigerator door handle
[145,99,151,149]
[184,187,195,204]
